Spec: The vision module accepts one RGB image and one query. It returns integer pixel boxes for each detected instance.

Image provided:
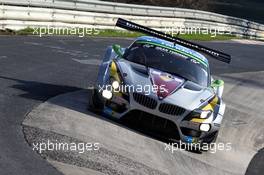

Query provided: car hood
[117,60,215,111]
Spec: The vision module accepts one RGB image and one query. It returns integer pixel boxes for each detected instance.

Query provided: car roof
[135,36,209,67]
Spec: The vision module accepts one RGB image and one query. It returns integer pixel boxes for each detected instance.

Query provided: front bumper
[99,90,221,144]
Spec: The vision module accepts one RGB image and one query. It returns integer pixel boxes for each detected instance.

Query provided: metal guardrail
[0,0,263,39]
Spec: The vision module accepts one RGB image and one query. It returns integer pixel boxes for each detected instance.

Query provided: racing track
[0,36,263,175]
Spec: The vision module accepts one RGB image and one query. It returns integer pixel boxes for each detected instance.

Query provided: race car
[89,18,231,145]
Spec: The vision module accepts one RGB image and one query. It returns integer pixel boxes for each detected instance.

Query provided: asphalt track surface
[0,36,263,175]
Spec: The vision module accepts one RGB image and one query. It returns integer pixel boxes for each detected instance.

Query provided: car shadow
[0,75,81,102]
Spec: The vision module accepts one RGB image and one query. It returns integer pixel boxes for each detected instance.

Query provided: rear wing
[116,18,231,64]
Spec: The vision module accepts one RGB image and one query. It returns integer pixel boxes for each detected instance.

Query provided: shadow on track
[0,76,80,101]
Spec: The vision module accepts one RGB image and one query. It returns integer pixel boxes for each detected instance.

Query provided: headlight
[102,90,112,99]
[112,80,120,90]
[200,123,211,132]
[189,110,212,119]
[200,110,212,119]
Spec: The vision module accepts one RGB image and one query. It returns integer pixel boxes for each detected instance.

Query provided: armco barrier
[0,0,263,39]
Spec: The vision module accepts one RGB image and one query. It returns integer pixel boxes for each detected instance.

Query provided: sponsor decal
[103,107,115,116]
[136,40,208,67]
[184,136,199,143]
[150,68,184,99]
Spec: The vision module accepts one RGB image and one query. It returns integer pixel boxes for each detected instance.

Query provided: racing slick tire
[88,88,104,113]
[204,131,219,144]
[200,131,219,152]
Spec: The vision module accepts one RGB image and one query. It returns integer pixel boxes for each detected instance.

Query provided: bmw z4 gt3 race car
[89,18,231,145]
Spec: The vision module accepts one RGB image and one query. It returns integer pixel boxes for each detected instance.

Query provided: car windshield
[123,42,209,87]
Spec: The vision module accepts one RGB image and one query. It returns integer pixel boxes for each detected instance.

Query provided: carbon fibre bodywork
[93,36,226,144]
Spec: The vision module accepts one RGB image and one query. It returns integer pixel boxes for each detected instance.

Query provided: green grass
[16,27,35,35]
[92,29,238,41]
[14,27,238,41]
[97,29,144,38]
[177,33,237,41]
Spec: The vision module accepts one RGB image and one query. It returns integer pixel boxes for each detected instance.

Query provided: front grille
[121,110,180,140]
[159,103,186,116]
[133,93,157,109]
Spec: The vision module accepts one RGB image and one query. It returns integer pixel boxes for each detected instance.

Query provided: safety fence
[0,0,263,39]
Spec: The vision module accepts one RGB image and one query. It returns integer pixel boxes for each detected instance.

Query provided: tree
[103,0,211,10]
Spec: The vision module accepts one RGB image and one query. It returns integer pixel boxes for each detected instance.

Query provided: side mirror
[211,79,224,98]
[112,44,124,57]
